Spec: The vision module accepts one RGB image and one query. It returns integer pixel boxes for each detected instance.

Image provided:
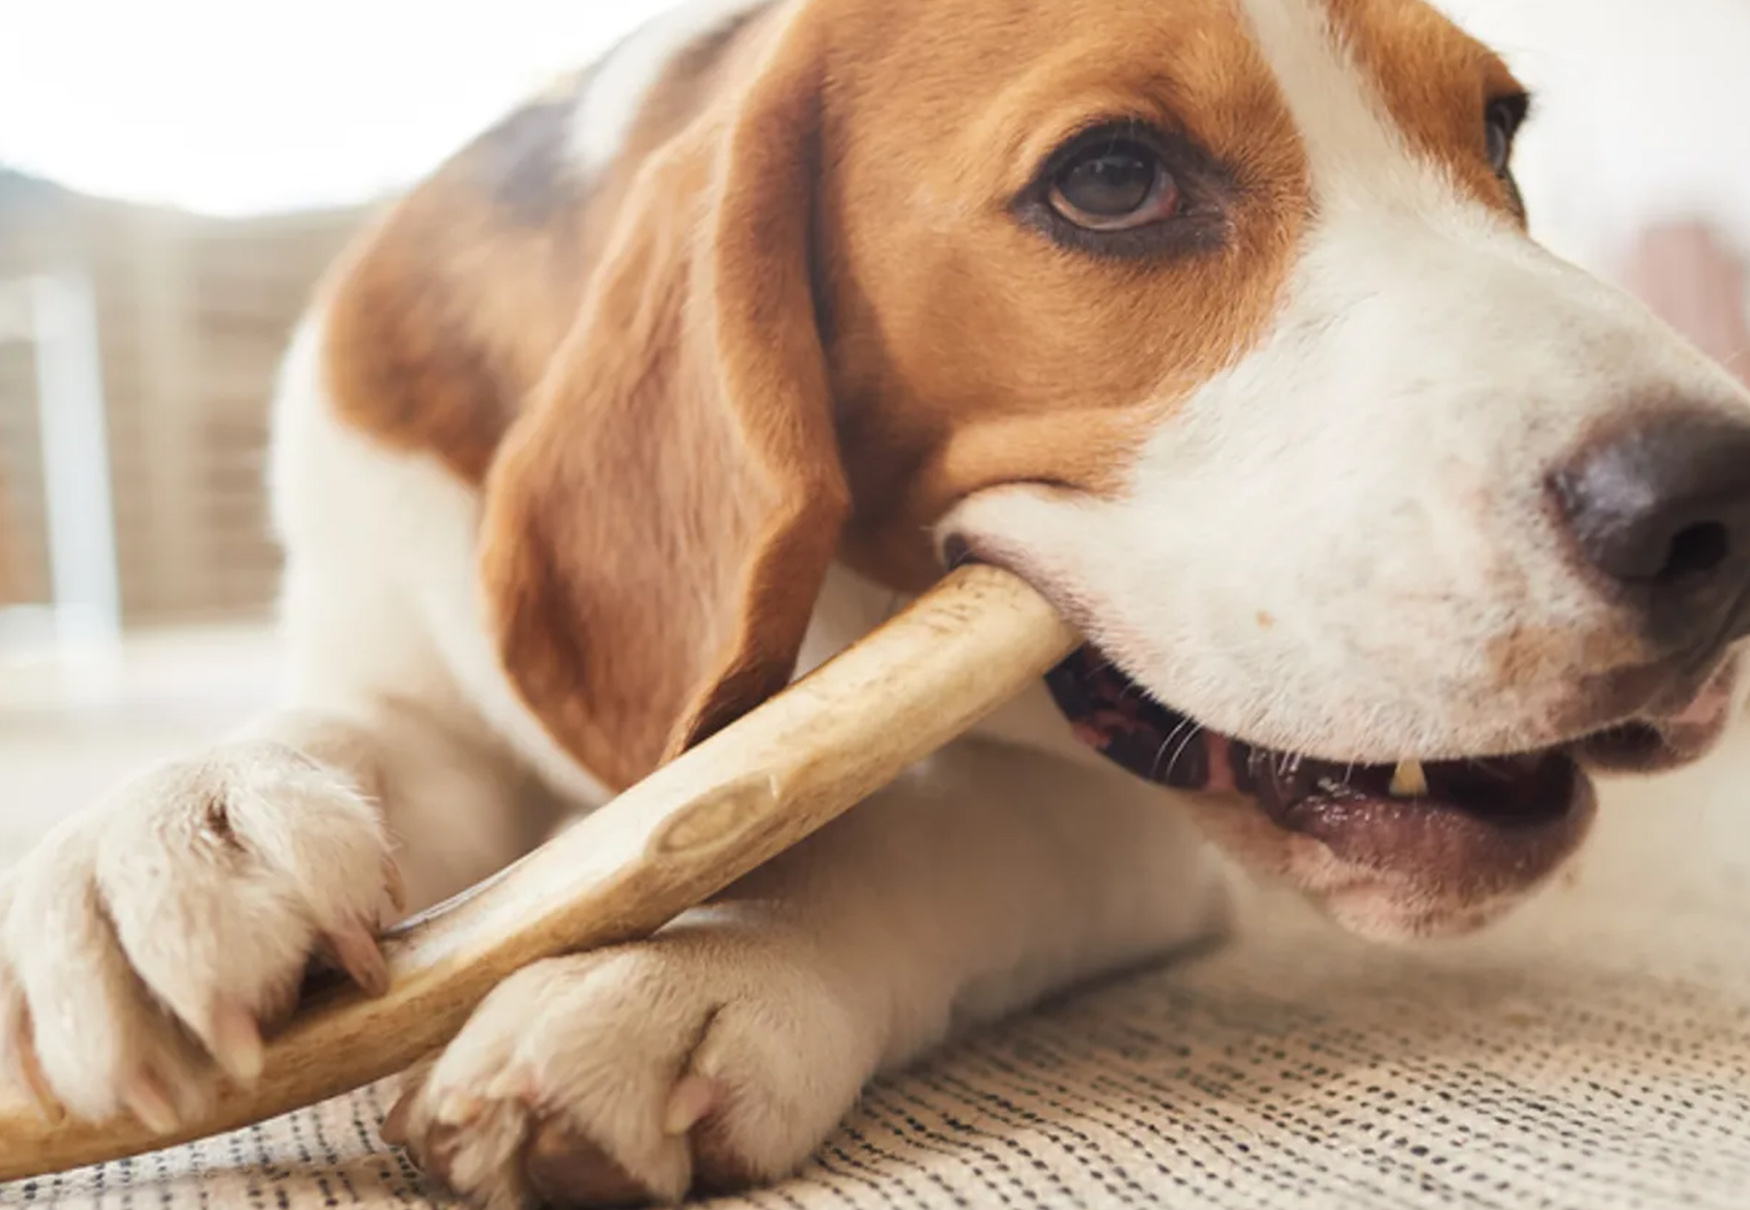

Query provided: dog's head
[483,0,1750,938]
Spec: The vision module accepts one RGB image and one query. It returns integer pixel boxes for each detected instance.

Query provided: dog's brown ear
[479,17,848,790]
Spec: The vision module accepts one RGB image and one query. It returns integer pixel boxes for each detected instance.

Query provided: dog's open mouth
[1043,645,1730,881]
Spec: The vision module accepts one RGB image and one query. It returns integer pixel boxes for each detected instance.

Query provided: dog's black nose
[1555,413,1750,648]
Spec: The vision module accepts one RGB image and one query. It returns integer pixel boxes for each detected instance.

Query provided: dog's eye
[1020,122,1229,259]
[1485,95,1528,176]
[1048,140,1180,231]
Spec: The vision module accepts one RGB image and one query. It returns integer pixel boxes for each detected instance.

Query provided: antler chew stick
[0,564,1075,1181]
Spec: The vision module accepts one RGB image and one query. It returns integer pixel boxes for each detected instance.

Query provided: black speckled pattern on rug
[9,717,1750,1209]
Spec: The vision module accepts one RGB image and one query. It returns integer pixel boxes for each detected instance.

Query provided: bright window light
[0,0,676,215]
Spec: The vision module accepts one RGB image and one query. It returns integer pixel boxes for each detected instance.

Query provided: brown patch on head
[1320,0,1528,218]
[813,0,1311,585]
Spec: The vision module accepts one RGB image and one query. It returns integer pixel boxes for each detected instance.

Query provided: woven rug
[4,672,1750,1208]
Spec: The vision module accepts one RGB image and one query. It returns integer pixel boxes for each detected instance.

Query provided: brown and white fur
[6,0,1750,1205]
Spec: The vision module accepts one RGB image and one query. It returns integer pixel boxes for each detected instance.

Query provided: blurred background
[0,0,1745,747]
[0,1,662,837]
[0,2,654,674]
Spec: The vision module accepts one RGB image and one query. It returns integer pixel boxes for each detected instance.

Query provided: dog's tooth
[1389,759,1429,798]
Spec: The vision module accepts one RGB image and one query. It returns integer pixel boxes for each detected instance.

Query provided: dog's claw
[435,1089,487,1129]
[380,1091,415,1146]
[325,920,391,997]
[121,1069,181,1135]
[208,999,265,1083]
[663,1073,723,1135]
[383,859,407,915]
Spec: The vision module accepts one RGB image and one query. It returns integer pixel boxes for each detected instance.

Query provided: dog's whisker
[1150,713,1199,781]
[1162,724,1206,785]
[1466,759,1517,782]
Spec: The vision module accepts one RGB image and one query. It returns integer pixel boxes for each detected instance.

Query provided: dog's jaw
[938,0,1750,940]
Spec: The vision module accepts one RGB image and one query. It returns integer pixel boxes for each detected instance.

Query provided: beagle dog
[7,0,1750,1204]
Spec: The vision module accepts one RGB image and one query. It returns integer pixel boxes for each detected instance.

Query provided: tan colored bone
[0,564,1075,1181]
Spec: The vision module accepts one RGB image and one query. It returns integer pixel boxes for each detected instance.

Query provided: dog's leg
[0,323,546,1134]
[0,583,544,1136]
[387,739,1228,1208]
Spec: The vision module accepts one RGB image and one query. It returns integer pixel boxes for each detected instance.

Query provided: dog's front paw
[0,739,399,1129]
[385,923,878,1208]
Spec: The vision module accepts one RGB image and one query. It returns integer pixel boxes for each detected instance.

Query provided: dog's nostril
[1660,521,1731,582]
[1555,411,1750,647]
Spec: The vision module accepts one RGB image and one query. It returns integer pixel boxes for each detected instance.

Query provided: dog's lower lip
[1233,737,1578,839]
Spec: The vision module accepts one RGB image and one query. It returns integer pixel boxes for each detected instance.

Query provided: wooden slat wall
[0,170,361,626]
